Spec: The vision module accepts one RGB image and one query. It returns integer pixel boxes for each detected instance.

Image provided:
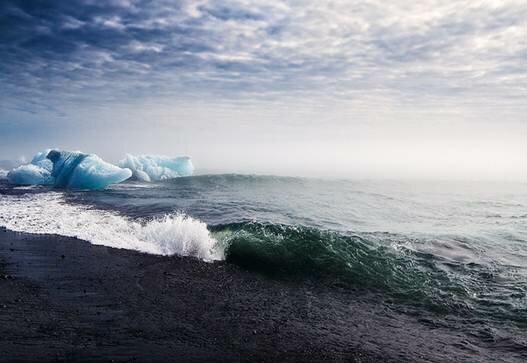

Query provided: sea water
[0,175,526,359]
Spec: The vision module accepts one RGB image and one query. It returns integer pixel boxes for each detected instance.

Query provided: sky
[1,0,527,179]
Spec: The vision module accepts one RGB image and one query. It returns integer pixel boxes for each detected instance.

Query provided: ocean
[1,175,526,360]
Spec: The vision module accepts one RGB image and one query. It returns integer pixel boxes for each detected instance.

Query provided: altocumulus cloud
[1,0,527,112]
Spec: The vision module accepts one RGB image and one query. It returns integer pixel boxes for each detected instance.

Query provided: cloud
[0,0,526,113]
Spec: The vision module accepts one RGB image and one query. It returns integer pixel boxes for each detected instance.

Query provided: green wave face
[213,222,527,323]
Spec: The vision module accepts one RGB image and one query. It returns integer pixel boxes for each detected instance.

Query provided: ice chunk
[7,149,54,185]
[119,154,194,182]
[47,150,132,189]
[7,149,132,190]
[30,149,54,171]
[7,164,54,185]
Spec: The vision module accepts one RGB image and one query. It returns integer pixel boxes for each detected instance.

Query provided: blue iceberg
[7,149,132,189]
[7,149,54,185]
[119,154,194,182]
[6,164,54,185]
[30,149,54,170]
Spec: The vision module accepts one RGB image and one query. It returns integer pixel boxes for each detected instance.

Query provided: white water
[0,192,223,261]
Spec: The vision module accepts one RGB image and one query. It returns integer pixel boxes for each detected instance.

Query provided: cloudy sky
[1,0,527,179]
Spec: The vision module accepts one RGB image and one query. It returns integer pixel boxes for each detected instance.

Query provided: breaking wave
[212,222,527,322]
[1,190,525,323]
[0,192,222,261]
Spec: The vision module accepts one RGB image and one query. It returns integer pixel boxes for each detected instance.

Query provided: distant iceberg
[7,149,132,190]
[119,154,194,182]
[7,149,54,185]
[6,164,54,185]
[6,150,193,188]
[47,150,132,189]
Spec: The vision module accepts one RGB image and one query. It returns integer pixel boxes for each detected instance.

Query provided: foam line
[0,192,223,261]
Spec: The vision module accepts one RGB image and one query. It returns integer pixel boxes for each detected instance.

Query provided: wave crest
[213,222,475,313]
[0,192,222,261]
[140,214,221,260]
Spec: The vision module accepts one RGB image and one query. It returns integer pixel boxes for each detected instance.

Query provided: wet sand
[0,228,387,362]
[0,227,509,362]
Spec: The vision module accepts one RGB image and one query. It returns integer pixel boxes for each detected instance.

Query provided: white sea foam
[0,192,223,261]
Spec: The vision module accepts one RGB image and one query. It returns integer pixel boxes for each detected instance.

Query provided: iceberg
[30,149,54,170]
[6,164,54,185]
[7,149,54,185]
[119,154,194,182]
[47,150,132,189]
[7,149,132,190]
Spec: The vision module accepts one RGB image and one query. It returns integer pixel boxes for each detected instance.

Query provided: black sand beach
[0,227,516,362]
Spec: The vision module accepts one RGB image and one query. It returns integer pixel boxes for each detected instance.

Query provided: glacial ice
[6,164,54,185]
[6,150,193,188]
[7,149,54,185]
[119,154,194,182]
[7,149,132,189]
[30,149,54,170]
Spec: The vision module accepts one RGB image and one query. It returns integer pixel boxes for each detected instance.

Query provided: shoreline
[0,227,517,362]
[0,227,382,362]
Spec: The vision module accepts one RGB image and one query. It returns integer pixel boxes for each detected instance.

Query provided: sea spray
[0,192,222,261]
